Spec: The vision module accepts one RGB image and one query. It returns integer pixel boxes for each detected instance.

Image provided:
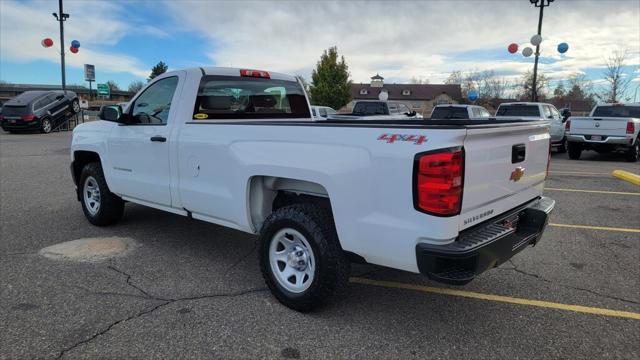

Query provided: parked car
[310,105,337,120]
[429,104,492,119]
[565,103,640,162]
[70,67,554,311]
[0,90,80,133]
[327,100,420,120]
[495,102,568,153]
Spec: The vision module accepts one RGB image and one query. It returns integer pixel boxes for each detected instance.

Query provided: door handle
[150,136,166,142]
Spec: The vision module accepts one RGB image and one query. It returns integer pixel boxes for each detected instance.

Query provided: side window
[311,108,317,116]
[550,106,560,119]
[388,103,399,114]
[33,97,49,110]
[319,108,327,117]
[542,105,552,119]
[399,104,410,113]
[326,108,336,115]
[481,108,491,117]
[471,108,479,117]
[130,77,178,125]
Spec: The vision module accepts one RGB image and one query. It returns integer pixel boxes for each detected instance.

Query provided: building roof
[370,73,384,80]
[351,83,462,101]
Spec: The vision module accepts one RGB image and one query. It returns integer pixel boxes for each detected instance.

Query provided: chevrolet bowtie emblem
[510,167,525,182]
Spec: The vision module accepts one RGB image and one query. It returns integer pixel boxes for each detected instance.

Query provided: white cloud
[165,0,639,85]
[0,0,149,79]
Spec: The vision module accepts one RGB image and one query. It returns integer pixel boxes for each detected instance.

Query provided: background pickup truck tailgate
[570,117,628,136]
[459,122,549,230]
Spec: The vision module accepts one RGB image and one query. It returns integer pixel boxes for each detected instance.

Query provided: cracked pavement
[1,132,639,359]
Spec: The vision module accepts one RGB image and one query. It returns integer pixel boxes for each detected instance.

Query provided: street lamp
[52,0,69,91]
[529,0,554,102]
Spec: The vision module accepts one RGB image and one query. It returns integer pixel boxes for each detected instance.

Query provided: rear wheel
[79,162,124,226]
[557,138,567,153]
[40,118,52,134]
[568,142,582,160]
[259,203,350,312]
[625,140,639,162]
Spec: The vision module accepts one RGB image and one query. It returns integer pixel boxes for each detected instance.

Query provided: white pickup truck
[566,103,640,162]
[70,67,555,311]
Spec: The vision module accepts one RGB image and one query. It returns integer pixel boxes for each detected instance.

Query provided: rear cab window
[353,102,388,115]
[193,75,310,120]
[430,107,469,119]
[496,105,541,117]
[592,106,640,118]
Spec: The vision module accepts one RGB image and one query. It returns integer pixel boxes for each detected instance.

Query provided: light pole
[529,0,554,102]
[52,0,69,91]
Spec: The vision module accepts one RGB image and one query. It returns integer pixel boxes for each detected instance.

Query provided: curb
[612,170,640,186]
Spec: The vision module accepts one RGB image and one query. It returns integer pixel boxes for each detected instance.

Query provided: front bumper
[416,196,555,285]
[567,134,634,145]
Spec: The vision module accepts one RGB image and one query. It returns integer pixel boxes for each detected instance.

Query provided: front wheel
[79,162,124,226]
[259,204,350,312]
[71,99,81,114]
[568,142,582,160]
[625,140,639,162]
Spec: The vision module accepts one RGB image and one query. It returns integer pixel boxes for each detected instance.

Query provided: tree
[106,80,120,91]
[309,46,352,109]
[445,70,509,100]
[553,81,566,99]
[516,70,549,100]
[128,80,145,94]
[410,76,429,84]
[296,75,310,93]
[601,49,632,102]
[148,61,168,82]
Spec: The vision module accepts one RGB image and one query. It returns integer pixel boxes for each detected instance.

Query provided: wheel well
[72,151,101,186]
[248,176,331,232]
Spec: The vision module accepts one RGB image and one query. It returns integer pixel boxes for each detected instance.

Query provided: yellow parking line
[544,187,640,196]
[549,223,640,233]
[612,170,640,186]
[350,277,640,320]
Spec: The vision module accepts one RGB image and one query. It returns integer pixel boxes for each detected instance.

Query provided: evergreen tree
[309,47,352,110]
[148,61,168,82]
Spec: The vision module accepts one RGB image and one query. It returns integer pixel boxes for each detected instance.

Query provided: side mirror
[99,105,123,122]
[405,111,417,117]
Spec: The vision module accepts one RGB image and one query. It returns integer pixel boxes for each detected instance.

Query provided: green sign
[97,83,110,96]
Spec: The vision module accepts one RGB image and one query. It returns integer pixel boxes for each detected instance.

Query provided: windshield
[1,106,29,116]
[193,75,310,120]
[592,106,640,118]
[430,107,469,119]
[496,105,540,117]
[353,102,388,115]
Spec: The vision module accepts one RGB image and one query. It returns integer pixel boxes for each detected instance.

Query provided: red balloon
[41,38,54,48]
[69,46,79,54]
[508,43,518,54]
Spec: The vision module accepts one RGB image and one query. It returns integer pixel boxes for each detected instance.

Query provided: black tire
[79,162,124,226]
[625,140,639,162]
[259,203,350,312]
[40,118,52,134]
[71,99,81,114]
[568,142,581,160]
[557,138,567,153]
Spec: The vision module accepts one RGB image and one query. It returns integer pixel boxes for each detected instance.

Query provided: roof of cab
[197,67,298,82]
[498,102,551,106]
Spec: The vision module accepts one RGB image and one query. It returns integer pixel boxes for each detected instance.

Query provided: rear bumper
[416,196,555,285]
[1,119,41,131]
[567,134,634,145]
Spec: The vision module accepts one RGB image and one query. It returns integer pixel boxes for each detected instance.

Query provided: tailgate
[570,117,628,136]
[459,122,549,230]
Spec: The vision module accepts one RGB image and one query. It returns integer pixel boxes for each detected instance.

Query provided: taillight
[626,122,635,135]
[22,114,36,121]
[240,69,270,79]
[565,119,570,132]
[414,148,464,216]
[0,114,3,121]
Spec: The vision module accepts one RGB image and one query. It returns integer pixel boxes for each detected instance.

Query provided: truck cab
[496,102,568,153]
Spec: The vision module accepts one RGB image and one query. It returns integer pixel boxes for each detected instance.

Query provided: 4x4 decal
[378,134,428,145]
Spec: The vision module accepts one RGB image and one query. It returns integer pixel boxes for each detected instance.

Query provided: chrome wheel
[42,119,52,133]
[269,228,315,293]
[72,100,80,113]
[83,176,101,216]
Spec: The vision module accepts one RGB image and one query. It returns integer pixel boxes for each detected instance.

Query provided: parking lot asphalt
[1,131,639,359]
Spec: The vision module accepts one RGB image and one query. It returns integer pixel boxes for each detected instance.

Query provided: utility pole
[530,0,554,102]
[52,0,69,92]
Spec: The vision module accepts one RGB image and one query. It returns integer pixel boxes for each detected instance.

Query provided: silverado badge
[510,167,525,182]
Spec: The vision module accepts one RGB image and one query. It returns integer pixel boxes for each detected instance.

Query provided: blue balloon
[468,90,479,102]
[71,40,80,48]
[557,42,568,54]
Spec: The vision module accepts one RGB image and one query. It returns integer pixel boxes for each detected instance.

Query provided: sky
[1,0,639,98]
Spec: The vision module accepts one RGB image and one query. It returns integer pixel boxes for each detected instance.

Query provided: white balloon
[531,34,542,46]
[378,91,388,101]
[522,47,534,57]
